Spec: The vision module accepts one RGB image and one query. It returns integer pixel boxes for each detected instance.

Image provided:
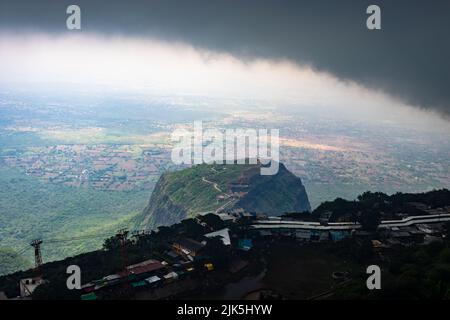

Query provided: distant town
[2,144,173,191]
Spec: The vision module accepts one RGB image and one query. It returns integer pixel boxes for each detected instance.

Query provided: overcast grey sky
[1,0,449,118]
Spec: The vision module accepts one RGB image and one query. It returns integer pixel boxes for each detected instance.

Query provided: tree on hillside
[313,198,360,222]
[357,191,389,204]
[179,218,206,238]
[103,236,121,251]
[359,210,381,231]
[282,211,316,221]
[199,213,225,231]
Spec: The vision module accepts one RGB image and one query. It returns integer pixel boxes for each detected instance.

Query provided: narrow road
[202,176,223,193]
[201,175,238,214]
[215,198,238,214]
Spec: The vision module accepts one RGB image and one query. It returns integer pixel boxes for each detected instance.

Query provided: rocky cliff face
[140,162,311,229]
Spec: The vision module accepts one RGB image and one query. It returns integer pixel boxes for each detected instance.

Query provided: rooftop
[175,238,204,253]
[126,259,165,275]
[204,228,231,246]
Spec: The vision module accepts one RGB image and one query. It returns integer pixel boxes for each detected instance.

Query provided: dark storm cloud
[1,0,449,116]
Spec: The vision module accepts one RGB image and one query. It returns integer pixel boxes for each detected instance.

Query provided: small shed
[163,271,179,282]
[145,275,161,285]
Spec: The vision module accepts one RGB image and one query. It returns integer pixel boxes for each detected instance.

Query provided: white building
[204,228,231,246]
[19,276,46,298]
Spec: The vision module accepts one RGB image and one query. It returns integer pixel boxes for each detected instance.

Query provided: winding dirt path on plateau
[202,176,224,193]
[201,174,237,213]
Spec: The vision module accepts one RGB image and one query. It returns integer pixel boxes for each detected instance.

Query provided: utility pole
[116,229,129,269]
[116,229,130,292]
[30,239,43,269]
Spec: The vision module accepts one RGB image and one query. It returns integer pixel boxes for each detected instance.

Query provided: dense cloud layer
[1,0,449,117]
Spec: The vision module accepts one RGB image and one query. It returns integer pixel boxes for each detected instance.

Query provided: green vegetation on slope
[336,239,450,299]
[0,167,149,274]
[312,189,450,223]
[0,247,32,276]
[140,162,310,228]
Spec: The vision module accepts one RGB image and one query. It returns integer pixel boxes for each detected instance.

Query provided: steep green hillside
[0,167,148,273]
[140,162,311,228]
[0,247,32,276]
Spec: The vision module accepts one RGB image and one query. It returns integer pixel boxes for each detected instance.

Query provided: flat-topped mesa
[138,162,311,229]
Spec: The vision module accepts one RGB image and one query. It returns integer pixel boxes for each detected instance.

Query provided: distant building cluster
[1,144,173,191]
